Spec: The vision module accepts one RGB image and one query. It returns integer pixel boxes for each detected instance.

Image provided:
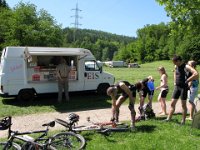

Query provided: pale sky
[7,0,170,37]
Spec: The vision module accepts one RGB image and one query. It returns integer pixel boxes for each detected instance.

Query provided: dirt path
[1,100,199,138]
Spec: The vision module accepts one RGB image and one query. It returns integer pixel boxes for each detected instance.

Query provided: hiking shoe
[130,122,136,131]
[130,126,136,132]
[186,117,193,121]
[110,117,115,122]
[159,113,168,116]
[163,118,171,122]
[180,120,185,125]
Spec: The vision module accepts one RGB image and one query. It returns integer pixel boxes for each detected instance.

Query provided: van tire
[17,89,35,101]
[97,83,110,95]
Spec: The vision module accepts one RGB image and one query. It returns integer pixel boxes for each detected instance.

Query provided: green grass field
[83,116,200,150]
[0,60,199,117]
[104,60,175,100]
[1,61,200,149]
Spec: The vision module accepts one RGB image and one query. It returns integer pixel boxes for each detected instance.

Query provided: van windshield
[85,61,100,71]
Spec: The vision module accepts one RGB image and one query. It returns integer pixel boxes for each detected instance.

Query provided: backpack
[136,104,155,121]
[143,104,155,119]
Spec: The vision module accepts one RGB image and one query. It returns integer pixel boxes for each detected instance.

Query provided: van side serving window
[85,60,100,71]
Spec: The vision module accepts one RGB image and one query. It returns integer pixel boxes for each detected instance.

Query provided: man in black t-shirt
[165,55,198,125]
[107,81,143,129]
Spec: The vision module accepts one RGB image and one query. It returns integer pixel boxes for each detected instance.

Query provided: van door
[84,60,102,91]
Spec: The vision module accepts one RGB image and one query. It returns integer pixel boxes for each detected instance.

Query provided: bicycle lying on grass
[0,116,85,150]
[55,113,130,135]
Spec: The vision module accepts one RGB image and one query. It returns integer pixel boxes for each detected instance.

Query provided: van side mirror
[100,66,102,73]
[97,60,103,73]
[84,72,87,77]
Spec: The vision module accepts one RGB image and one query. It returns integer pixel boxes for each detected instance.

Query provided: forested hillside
[0,0,200,63]
[62,28,136,61]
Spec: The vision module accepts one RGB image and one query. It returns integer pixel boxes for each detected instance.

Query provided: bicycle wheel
[101,123,130,133]
[0,142,21,150]
[21,142,56,150]
[50,132,85,150]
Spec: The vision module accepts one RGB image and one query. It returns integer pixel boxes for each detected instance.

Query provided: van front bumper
[0,92,9,98]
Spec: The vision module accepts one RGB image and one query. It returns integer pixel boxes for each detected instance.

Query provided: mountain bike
[0,116,21,150]
[0,116,85,150]
[55,113,130,135]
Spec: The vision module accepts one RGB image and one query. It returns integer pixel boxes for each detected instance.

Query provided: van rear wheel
[97,83,110,95]
[17,89,35,101]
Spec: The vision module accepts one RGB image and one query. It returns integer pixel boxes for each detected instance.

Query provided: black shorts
[161,89,168,98]
[172,86,188,100]
[121,90,136,99]
[140,88,154,98]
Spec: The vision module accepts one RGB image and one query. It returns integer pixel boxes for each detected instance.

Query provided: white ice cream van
[0,47,114,100]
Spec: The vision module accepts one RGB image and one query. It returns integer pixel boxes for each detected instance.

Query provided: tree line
[0,0,200,63]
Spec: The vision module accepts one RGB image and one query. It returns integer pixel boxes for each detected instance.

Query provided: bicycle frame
[2,116,55,149]
[13,129,51,148]
[55,116,129,134]
[1,116,86,150]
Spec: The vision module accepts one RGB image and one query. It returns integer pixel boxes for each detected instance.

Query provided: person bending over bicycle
[107,81,143,129]
[138,76,155,114]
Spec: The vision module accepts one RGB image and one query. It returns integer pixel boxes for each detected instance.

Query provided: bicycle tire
[100,123,130,134]
[101,123,129,129]
[21,142,56,150]
[106,127,130,132]
[73,125,101,132]
[50,132,85,150]
[0,142,21,150]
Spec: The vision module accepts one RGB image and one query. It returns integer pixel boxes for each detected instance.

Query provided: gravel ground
[1,100,199,138]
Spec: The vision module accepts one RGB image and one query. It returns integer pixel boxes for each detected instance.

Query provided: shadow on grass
[1,91,112,113]
[136,124,156,133]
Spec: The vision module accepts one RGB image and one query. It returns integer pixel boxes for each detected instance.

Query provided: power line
[71,2,82,41]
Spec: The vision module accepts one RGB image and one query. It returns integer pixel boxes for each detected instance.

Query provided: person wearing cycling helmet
[107,81,143,129]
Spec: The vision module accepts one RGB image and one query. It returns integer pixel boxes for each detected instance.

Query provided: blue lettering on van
[87,72,100,79]
[87,72,94,79]
[95,73,99,79]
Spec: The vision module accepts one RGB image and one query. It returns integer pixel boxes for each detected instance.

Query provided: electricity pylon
[71,2,82,42]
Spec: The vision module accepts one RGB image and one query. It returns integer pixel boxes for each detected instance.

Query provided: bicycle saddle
[42,121,55,127]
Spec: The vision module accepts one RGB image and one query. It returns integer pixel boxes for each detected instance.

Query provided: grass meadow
[1,60,200,149]
[83,116,200,150]
[0,60,179,117]
[0,60,200,117]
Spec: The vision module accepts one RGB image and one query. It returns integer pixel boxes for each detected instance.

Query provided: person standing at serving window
[56,57,71,103]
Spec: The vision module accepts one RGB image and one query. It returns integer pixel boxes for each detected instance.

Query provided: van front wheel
[97,83,110,95]
[17,89,35,101]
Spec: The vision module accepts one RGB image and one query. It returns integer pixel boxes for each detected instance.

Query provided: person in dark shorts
[138,76,155,114]
[186,60,199,120]
[107,81,143,129]
[165,55,198,125]
[156,66,169,115]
